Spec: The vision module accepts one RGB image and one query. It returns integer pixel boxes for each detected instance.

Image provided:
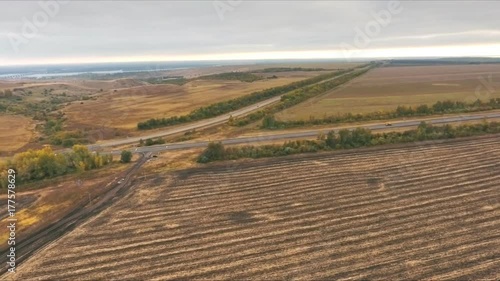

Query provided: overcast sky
[1,1,499,66]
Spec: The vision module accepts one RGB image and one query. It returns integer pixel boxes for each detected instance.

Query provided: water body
[0,59,349,80]
[0,61,254,80]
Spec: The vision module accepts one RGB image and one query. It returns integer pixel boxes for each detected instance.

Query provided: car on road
[385,123,393,126]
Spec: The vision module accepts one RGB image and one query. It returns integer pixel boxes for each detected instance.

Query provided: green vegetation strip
[0,145,113,189]
[137,68,359,130]
[145,68,332,86]
[231,67,373,127]
[200,72,264,82]
[262,99,500,129]
[146,72,265,85]
[252,67,328,73]
[198,121,500,163]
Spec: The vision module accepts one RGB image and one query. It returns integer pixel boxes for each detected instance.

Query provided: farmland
[63,73,324,132]
[0,162,130,248]
[13,135,500,280]
[277,64,500,121]
[0,115,35,155]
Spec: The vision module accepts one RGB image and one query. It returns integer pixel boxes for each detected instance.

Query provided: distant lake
[0,59,347,80]
[0,68,184,79]
[0,60,253,80]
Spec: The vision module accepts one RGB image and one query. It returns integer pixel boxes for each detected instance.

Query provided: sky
[1,1,500,66]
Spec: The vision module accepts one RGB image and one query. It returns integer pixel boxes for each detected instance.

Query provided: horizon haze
[1,1,500,66]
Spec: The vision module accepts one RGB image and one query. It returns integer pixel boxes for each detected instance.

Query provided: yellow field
[64,75,321,131]
[277,64,500,121]
[0,115,35,154]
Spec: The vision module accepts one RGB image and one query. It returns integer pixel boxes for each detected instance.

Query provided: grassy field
[13,135,500,280]
[63,74,324,132]
[277,64,500,121]
[0,115,35,154]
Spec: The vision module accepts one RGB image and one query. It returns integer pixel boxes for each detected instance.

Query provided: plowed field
[12,136,500,280]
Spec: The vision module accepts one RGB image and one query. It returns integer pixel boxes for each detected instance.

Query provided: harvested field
[64,75,316,131]
[0,81,28,90]
[3,81,97,96]
[13,135,500,280]
[69,78,146,90]
[277,64,500,121]
[0,115,35,154]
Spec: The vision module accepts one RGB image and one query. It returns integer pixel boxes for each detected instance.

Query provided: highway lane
[97,96,279,148]
[112,112,500,155]
[94,71,355,149]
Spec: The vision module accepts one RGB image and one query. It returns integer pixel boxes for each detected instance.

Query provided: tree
[198,142,225,163]
[416,104,431,115]
[120,150,133,163]
[0,145,113,188]
[262,115,277,129]
[338,129,352,147]
[416,122,429,140]
[326,132,337,148]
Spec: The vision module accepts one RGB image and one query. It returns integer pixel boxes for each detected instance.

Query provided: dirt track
[10,136,500,280]
[0,154,149,277]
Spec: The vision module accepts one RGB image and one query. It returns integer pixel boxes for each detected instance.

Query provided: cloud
[0,1,499,65]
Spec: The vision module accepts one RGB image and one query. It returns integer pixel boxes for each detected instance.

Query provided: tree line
[198,121,500,163]
[137,69,355,130]
[261,98,500,129]
[252,67,328,73]
[138,137,166,147]
[201,72,264,82]
[146,71,264,86]
[230,68,373,127]
[0,145,114,189]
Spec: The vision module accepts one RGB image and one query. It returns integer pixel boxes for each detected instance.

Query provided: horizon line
[2,45,500,67]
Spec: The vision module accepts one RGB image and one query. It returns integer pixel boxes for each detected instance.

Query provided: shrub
[120,150,133,163]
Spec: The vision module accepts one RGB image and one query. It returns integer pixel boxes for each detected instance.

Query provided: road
[2,70,358,274]
[0,153,150,276]
[123,112,500,154]
[92,71,355,149]
[94,97,279,148]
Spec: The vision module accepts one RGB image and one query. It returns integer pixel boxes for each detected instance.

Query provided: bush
[197,142,226,163]
[142,138,166,147]
[120,150,133,163]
